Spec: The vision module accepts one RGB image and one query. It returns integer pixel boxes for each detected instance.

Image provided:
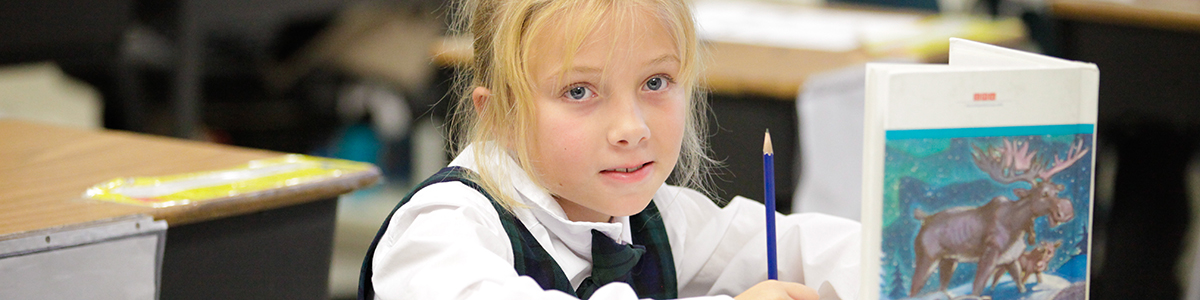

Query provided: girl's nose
[607,94,650,147]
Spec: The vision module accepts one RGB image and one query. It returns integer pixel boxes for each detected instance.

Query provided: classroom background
[1,0,1197,299]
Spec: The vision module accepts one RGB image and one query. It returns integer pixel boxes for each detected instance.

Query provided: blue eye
[644,76,670,91]
[565,86,592,100]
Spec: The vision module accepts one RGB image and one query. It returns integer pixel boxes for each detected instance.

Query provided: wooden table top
[0,120,380,239]
[1052,0,1200,33]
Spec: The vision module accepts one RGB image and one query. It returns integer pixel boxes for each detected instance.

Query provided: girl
[360,0,860,299]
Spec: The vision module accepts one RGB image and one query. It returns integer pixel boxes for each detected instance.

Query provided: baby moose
[990,240,1062,293]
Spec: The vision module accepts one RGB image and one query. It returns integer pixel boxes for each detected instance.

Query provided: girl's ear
[472,87,492,113]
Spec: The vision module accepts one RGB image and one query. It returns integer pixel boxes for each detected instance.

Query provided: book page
[948,38,1081,68]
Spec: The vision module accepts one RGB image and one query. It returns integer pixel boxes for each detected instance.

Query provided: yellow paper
[85,154,377,208]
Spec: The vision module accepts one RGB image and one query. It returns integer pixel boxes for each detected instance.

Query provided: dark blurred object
[828,0,938,12]
[1052,0,1200,299]
[135,0,363,140]
[707,94,798,213]
[190,10,347,154]
[976,0,1059,56]
[0,0,361,142]
[1019,8,1058,57]
[0,0,139,130]
[0,1,131,70]
[160,0,446,155]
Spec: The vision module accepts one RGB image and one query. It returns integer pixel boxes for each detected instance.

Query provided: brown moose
[910,139,1086,297]
[990,240,1062,292]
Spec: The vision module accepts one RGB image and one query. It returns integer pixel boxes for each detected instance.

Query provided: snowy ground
[899,274,1083,300]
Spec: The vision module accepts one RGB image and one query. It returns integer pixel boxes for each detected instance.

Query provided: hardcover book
[860,38,1098,300]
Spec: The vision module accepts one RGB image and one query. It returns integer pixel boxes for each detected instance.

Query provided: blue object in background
[315,121,414,185]
[331,123,382,165]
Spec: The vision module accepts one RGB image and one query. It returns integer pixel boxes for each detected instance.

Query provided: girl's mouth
[603,162,651,173]
[600,161,654,184]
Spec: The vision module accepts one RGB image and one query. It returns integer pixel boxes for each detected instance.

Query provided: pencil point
[764,130,774,155]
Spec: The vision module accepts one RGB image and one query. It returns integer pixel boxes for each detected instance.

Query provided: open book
[861,39,1098,300]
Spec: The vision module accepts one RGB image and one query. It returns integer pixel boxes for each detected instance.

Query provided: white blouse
[371,144,861,300]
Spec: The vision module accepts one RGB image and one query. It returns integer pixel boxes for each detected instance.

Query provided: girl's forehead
[526,4,680,74]
[562,2,662,32]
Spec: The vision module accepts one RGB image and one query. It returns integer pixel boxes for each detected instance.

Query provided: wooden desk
[0,120,380,299]
[1051,1,1200,299]
[1053,0,1200,33]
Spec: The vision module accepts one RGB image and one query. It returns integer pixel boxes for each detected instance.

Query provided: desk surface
[1052,0,1200,32]
[0,120,380,238]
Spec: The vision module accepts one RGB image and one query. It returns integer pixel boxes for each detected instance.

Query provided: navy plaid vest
[359,167,678,300]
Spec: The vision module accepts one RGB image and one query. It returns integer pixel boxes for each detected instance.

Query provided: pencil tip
[763,130,773,155]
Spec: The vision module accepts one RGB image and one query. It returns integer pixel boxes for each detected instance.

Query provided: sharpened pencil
[764,130,778,280]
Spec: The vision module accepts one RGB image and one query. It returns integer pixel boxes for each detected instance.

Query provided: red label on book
[973,93,996,101]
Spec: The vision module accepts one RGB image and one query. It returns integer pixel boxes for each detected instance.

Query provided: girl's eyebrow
[646,54,680,66]
[543,66,601,83]
[543,54,680,83]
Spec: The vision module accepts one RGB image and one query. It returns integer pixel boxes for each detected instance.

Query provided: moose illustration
[910,138,1087,297]
[990,240,1062,292]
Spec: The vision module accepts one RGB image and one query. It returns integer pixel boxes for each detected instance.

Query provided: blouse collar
[449,143,633,260]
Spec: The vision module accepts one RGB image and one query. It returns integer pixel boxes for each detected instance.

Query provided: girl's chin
[603,194,657,217]
[557,181,662,220]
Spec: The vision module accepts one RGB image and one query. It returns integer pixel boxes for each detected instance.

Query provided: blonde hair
[447,0,718,210]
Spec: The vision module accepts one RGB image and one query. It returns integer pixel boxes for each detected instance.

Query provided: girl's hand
[734,280,819,300]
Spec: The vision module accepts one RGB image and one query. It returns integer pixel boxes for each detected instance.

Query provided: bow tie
[575,229,646,299]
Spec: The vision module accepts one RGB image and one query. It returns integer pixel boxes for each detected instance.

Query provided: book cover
[861,39,1098,300]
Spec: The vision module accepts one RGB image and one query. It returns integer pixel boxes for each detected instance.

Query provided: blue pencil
[764,130,778,280]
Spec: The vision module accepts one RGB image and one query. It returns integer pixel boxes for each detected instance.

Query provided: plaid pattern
[627,201,678,299]
[359,167,677,300]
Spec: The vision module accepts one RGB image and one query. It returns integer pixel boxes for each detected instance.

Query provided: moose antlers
[971,138,1089,185]
[1039,139,1089,180]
